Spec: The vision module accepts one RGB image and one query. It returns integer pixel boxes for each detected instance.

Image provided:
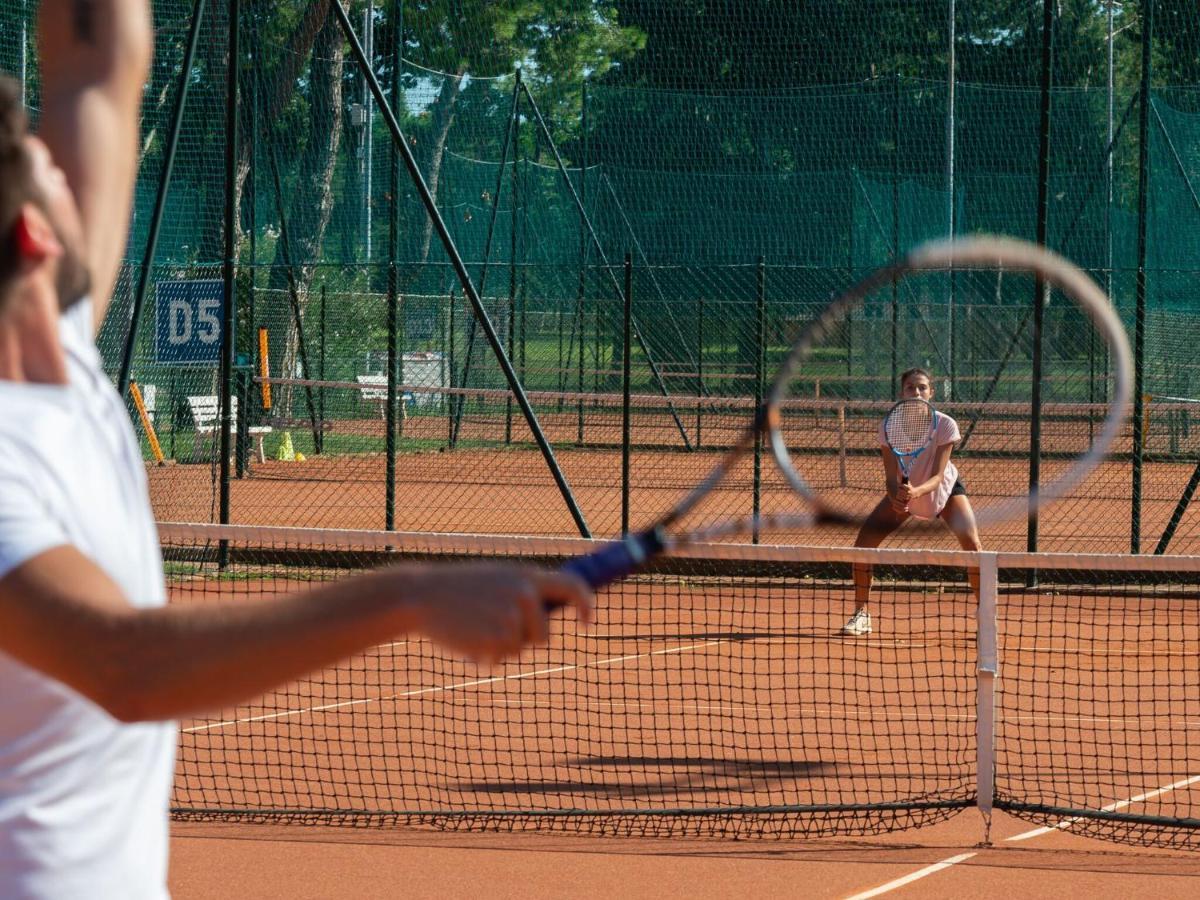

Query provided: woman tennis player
[843,367,982,635]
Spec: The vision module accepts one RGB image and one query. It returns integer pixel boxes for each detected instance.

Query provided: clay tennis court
[164,528,1200,898]
[150,442,1200,554]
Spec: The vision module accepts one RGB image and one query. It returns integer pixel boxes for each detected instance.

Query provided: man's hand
[402,564,594,666]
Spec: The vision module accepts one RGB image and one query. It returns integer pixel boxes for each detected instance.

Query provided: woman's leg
[940,494,982,598]
[848,498,908,631]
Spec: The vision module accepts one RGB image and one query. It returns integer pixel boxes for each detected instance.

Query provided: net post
[753,256,766,544]
[622,252,633,536]
[975,551,998,845]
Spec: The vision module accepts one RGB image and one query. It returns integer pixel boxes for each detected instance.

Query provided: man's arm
[0,546,592,722]
[37,0,153,331]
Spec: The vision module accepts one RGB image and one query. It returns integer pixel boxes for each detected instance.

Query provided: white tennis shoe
[842,609,872,636]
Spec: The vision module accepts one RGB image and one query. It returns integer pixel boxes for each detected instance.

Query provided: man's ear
[12,204,63,263]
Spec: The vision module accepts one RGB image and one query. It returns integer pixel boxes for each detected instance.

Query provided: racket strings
[885,401,934,454]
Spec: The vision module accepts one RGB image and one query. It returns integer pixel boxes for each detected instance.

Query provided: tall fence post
[753,256,765,544]
[318,283,327,453]
[576,83,588,446]
[622,253,633,536]
[1027,0,1055,557]
[1132,0,1156,553]
[218,0,241,553]
[696,293,704,448]
[506,106,520,445]
[385,0,404,529]
[891,73,901,398]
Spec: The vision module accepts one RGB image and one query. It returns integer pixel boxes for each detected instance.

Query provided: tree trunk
[263,11,345,416]
[416,69,466,264]
[197,0,334,265]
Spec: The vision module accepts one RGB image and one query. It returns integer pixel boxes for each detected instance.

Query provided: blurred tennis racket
[563,235,1133,590]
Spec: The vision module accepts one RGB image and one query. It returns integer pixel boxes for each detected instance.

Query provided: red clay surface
[148,443,1200,554]
[157,417,1200,895]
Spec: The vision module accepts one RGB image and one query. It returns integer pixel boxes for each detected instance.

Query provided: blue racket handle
[560,528,666,590]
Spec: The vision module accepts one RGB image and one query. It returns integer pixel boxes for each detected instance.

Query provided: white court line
[842,853,977,900]
[182,639,725,733]
[839,770,1200,897]
[1004,774,1200,841]
[837,773,1200,897]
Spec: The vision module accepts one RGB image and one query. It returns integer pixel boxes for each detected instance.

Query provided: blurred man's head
[0,76,90,313]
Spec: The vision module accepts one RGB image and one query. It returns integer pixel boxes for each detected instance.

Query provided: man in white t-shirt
[0,4,592,897]
[843,367,982,636]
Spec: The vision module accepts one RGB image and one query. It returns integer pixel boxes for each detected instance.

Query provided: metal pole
[385,0,402,528]
[847,177,854,382]
[1027,0,1055,556]
[946,0,957,398]
[118,0,207,396]
[447,287,455,446]
[622,253,632,536]
[696,294,704,447]
[753,256,765,544]
[267,145,324,450]
[1132,0,1155,553]
[449,74,521,445]
[318,283,326,453]
[519,81,693,452]
[218,0,240,542]
[577,83,588,445]
[363,0,374,262]
[247,31,257,421]
[892,72,900,397]
[506,103,519,445]
[332,0,591,537]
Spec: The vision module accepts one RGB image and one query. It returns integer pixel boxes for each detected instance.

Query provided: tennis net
[163,522,1200,846]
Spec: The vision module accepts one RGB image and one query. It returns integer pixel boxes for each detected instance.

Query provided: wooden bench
[355,375,411,421]
[187,394,272,463]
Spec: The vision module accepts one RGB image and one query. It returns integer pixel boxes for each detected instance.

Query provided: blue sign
[155,280,225,365]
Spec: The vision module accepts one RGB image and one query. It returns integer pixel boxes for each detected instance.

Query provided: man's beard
[54,231,90,311]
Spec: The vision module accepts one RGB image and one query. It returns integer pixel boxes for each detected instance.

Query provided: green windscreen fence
[0,2,1198,551]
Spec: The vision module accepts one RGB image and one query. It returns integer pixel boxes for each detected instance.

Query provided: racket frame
[563,236,1134,589]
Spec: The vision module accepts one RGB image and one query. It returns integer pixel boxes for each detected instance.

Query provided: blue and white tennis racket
[883,398,940,504]
[561,236,1134,591]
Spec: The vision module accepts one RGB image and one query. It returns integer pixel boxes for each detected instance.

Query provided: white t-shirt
[0,300,175,900]
[878,411,961,520]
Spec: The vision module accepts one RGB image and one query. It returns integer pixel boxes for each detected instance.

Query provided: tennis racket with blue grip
[561,236,1133,591]
[883,398,939,508]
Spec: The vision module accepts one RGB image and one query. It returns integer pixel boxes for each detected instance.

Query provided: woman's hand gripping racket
[562,235,1133,591]
[883,399,938,511]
